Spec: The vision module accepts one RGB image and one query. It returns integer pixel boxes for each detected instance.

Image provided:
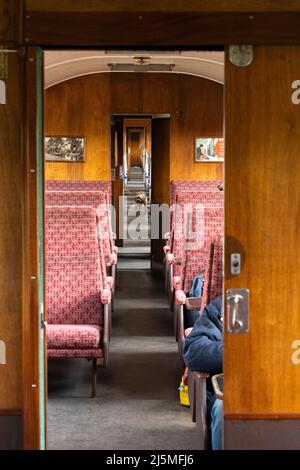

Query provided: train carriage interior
[43,49,224,450]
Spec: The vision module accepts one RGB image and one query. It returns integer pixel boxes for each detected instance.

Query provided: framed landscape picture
[195,137,224,162]
[45,136,85,162]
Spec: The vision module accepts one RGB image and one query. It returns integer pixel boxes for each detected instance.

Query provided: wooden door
[224,46,300,449]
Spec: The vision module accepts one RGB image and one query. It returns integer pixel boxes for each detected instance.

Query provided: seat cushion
[47,324,102,349]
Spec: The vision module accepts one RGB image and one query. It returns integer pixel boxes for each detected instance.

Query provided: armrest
[112,245,119,254]
[164,232,171,241]
[108,253,118,266]
[166,253,175,265]
[185,297,202,311]
[163,245,170,255]
[173,276,181,290]
[100,288,111,304]
[175,289,186,305]
[106,276,114,290]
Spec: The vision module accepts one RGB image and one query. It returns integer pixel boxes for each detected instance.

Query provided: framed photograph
[45,136,85,162]
[194,137,224,162]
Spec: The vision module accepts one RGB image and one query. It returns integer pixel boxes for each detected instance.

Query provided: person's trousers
[211,398,223,450]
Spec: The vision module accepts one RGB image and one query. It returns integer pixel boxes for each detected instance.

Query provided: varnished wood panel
[151,118,171,276]
[24,11,300,46]
[0,53,23,411]
[24,0,300,13]
[0,0,22,45]
[110,74,142,115]
[171,74,223,181]
[47,73,223,183]
[224,46,300,416]
[45,74,111,181]
[141,74,178,115]
[152,118,170,205]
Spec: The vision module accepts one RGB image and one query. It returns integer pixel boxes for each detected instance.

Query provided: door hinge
[229,45,254,67]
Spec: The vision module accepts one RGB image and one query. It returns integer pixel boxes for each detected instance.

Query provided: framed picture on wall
[45,136,86,162]
[194,137,224,162]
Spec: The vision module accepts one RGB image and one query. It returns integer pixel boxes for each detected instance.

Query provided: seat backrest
[170,180,223,206]
[45,190,113,261]
[46,206,103,326]
[178,206,223,291]
[170,194,223,272]
[200,235,223,310]
[210,236,223,302]
[169,190,223,253]
[45,179,112,197]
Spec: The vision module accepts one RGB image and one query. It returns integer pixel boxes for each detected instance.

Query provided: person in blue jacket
[183,296,223,450]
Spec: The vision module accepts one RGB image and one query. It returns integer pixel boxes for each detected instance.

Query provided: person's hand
[196,372,210,379]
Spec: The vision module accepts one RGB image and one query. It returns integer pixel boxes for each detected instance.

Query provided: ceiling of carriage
[44,50,224,88]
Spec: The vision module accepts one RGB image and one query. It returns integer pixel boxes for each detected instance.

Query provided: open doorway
[112,116,152,270]
[41,49,224,450]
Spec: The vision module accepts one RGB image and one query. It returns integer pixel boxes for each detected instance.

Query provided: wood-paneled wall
[0,54,23,412]
[0,0,22,45]
[152,118,171,205]
[171,74,224,181]
[45,73,223,186]
[45,74,111,180]
[225,46,300,417]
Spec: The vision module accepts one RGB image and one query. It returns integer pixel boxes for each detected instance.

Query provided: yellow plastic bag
[179,367,190,407]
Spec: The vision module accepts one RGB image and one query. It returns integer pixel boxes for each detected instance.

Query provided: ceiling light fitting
[108,63,175,72]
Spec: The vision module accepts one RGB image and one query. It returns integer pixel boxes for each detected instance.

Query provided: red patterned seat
[180,207,223,293]
[45,179,112,197]
[165,188,223,312]
[45,206,110,396]
[170,180,223,208]
[47,324,103,350]
[168,190,223,259]
[45,190,115,264]
[200,235,223,310]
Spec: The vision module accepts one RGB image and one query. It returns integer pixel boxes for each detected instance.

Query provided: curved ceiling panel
[44,50,224,88]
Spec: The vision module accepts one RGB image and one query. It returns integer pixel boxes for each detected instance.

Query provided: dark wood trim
[23,46,41,450]
[24,11,300,46]
[0,410,23,416]
[0,0,23,46]
[224,419,300,450]
[225,413,300,420]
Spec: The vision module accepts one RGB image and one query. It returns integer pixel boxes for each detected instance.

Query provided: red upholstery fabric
[45,190,114,266]
[169,190,223,257]
[45,206,104,326]
[171,203,223,281]
[47,324,102,349]
[210,237,223,302]
[48,348,104,359]
[45,179,112,197]
[181,207,223,293]
[200,236,223,311]
[170,180,223,207]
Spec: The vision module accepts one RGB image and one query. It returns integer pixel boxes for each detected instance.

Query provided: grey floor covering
[47,270,199,450]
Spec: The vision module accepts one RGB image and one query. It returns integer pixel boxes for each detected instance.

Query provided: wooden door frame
[23,46,46,450]
[23,7,300,450]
